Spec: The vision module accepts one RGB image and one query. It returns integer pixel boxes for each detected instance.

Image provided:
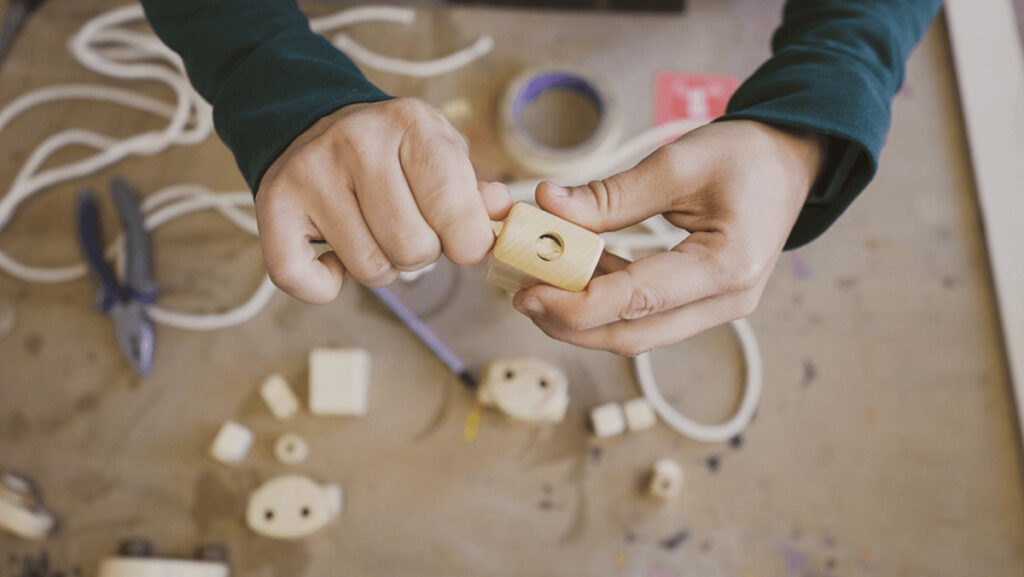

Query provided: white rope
[635,318,763,443]
[331,33,495,78]
[0,4,491,331]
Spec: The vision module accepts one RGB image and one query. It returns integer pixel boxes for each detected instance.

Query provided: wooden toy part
[97,558,229,577]
[274,433,309,465]
[260,374,299,420]
[648,458,684,500]
[487,202,604,293]
[589,402,626,438]
[309,348,370,416]
[0,472,57,541]
[623,397,658,432]
[246,474,342,540]
[477,357,569,424]
[209,421,253,465]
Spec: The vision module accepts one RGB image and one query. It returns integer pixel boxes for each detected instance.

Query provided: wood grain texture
[486,202,604,292]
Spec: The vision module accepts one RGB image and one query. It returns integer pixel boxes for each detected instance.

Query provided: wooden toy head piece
[486,202,605,293]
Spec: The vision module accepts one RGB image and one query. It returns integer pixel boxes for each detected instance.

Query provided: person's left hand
[511,120,826,356]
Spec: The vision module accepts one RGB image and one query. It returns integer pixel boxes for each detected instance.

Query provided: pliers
[76,179,158,376]
[0,0,48,68]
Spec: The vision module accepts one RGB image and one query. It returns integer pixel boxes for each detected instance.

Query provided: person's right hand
[254,97,512,304]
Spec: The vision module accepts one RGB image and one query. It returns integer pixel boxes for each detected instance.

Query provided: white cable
[310,5,495,78]
[309,5,416,32]
[331,33,494,78]
[634,319,763,443]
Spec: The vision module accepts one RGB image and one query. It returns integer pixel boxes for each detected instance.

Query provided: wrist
[752,121,828,204]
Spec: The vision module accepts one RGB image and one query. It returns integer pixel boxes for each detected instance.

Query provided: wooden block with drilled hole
[487,202,605,293]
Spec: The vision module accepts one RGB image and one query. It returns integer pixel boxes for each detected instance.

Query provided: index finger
[400,132,496,266]
[257,193,346,304]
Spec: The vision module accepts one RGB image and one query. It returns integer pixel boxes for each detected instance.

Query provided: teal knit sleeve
[139,0,392,191]
[719,0,943,248]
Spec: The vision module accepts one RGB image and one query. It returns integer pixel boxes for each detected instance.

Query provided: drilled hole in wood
[535,233,564,262]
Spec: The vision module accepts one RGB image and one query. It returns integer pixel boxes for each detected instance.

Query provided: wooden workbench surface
[1,1,1022,575]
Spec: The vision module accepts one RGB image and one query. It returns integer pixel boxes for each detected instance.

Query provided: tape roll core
[500,66,621,176]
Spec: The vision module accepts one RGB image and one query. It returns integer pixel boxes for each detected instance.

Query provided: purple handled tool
[367,285,476,387]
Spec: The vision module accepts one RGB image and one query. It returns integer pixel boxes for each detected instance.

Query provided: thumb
[534,146,687,232]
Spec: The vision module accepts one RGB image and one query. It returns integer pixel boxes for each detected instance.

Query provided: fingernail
[519,297,546,317]
[545,182,569,197]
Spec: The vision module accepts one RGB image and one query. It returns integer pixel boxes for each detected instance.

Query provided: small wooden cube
[309,348,370,416]
[590,402,626,438]
[260,373,300,420]
[209,421,253,464]
[487,202,605,293]
[648,458,684,500]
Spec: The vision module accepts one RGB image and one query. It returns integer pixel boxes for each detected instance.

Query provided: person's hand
[255,97,512,304]
[512,120,826,356]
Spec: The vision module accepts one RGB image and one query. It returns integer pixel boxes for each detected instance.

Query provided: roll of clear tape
[499,65,622,177]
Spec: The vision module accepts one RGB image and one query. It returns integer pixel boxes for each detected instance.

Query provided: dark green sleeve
[719,0,943,248]
[139,0,391,192]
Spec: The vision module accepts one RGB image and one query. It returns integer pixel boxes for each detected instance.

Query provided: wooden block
[623,397,657,432]
[209,421,253,465]
[648,458,684,500]
[309,348,370,416]
[590,402,626,438]
[487,202,604,293]
[260,373,300,420]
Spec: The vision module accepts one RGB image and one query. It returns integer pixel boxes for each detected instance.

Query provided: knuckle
[564,310,590,332]
[585,180,616,226]
[287,143,330,174]
[389,231,440,269]
[349,253,394,285]
[388,97,433,124]
[443,226,491,265]
[341,133,382,170]
[621,283,664,321]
